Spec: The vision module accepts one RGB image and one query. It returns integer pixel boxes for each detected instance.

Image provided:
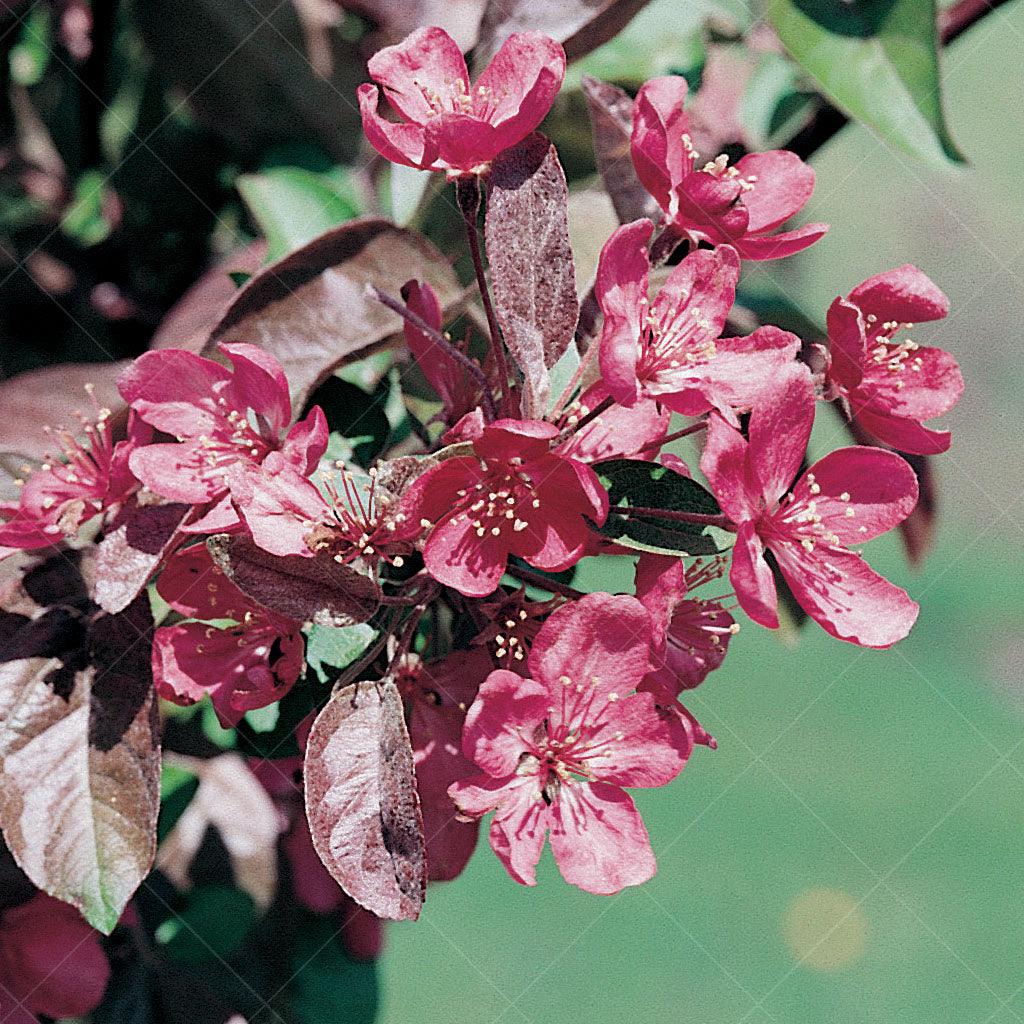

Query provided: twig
[505,563,584,600]
[367,284,496,422]
[455,176,513,416]
[610,504,735,530]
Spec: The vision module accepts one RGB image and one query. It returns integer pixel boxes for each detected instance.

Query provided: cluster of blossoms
[0,24,962,940]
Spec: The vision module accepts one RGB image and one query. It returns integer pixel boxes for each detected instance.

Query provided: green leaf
[155,886,256,964]
[766,0,965,164]
[61,170,116,247]
[237,167,362,261]
[740,51,817,151]
[306,623,378,683]
[595,458,729,556]
[158,764,199,844]
[228,270,252,288]
[8,6,51,86]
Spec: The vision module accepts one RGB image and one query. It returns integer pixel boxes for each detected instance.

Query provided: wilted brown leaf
[207,534,381,627]
[0,553,159,934]
[93,499,190,614]
[474,0,650,67]
[304,680,426,920]
[206,218,460,410]
[486,135,578,418]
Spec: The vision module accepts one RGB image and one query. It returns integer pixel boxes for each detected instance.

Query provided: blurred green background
[351,7,1024,1023]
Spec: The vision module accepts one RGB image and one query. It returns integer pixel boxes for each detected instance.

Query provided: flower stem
[567,395,614,435]
[367,284,496,422]
[505,564,584,600]
[552,338,601,417]
[610,504,735,530]
[634,418,708,456]
[456,176,513,417]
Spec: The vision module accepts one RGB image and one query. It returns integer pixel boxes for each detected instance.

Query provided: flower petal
[772,541,919,648]
[788,446,918,545]
[699,412,759,523]
[731,222,828,261]
[733,150,815,233]
[460,668,548,777]
[631,76,691,213]
[853,408,952,455]
[826,296,866,391]
[423,514,508,597]
[730,520,778,629]
[596,219,653,406]
[473,31,566,140]
[548,781,656,895]
[366,25,469,123]
[856,344,963,422]
[848,264,949,324]
[281,405,329,476]
[117,348,230,436]
[748,363,815,506]
[528,592,653,701]
[221,342,291,432]
[357,83,434,169]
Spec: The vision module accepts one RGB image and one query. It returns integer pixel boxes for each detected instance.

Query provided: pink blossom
[394,648,491,881]
[0,893,109,1024]
[151,544,304,727]
[596,219,801,418]
[0,401,149,558]
[554,381,669,462]
[634,553,736,697]
[631,76,827,259]
[826,265,963,454]
[118,343,327,529]
[228,452,419,565]
[449,593,693,894]
[358,27,566,176]
[400,419,608,597]
[700,367,920,647]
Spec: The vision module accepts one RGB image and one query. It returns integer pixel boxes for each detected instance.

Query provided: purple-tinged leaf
[93,499,190,614]
[474,0,651,66]
[0,553,160,934]
[304,680,426,921]
[486,134,579,418]
[582,76,659,225]
[206,534,381,627]
[205,218,461,411]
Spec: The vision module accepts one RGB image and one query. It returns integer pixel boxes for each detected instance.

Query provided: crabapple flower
[400,419,608,597]
[358,26,566,176]
[631,76,827,259]
[449,593,695,894]
[554,381,669,462]
[0,399,149,558]
[0,893,109,1024]
[700,366,920,647]
[118,343,327,529]
[826,265,963,454]
[152,544,304,727]
[597,219,800,418]
[228,453,419,565]
[472,586,560,672]
[394,648,491,881]
[634,553,736,697]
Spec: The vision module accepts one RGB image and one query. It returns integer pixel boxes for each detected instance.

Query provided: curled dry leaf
[474,0,651,66]
[93,499,190,614]
[0,552,160,933]
[304,680,426,921]
[206,218,461,410]
[486,134,579,418]
[207,533,381,627]
[157,753,284,911]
